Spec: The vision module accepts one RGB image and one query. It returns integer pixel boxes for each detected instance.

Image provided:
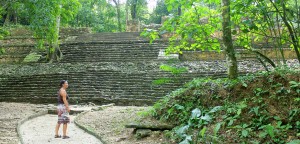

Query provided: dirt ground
[0,103,170,144]
[20,114,102,144]
[76,106,171,144]
[0,102,45,144]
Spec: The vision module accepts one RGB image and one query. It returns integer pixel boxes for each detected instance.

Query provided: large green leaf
[209,106,222,113]
[287,140,300,144]
[191,108,201,119]
[176,125,189,136]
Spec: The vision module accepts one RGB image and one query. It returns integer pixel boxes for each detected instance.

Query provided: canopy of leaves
[127,0,148,21]
[144,0,300,64]
[149,0,170,24]
[68,0,123,32]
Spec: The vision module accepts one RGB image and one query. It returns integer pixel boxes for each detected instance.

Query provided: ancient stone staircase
[1,30,283,105]
[60,42,167,63]
[0,61,224,105]
[69,32,143,42]
[0,31,214,105]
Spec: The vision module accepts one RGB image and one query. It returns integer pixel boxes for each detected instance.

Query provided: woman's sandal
[62,136,70,139]
[54,135,61,138]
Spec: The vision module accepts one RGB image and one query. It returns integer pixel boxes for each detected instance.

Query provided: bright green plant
[147,68,300,143]
[176,106,222,144]
[0,27,9,55]
[223,101,247,127]
[23,52,42,63]
[287,140,300,144]
[140,29,160,44]
[152,63,187,85]
[290,81,300,94]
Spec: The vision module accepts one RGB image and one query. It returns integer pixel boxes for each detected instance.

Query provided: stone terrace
[1,30,297,105]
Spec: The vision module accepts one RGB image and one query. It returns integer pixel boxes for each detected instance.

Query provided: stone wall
[1,29,300,105]
[180,48,298,61]
[1,30,134,64]
[141,24,162,31]
[3,59,297,105]
[0,62,226,105]
[126,20,140,32]
[0,45,34,63]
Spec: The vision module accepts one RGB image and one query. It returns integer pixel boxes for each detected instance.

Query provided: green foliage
[164,0,222,54]
[0,27,9,39]
[0,27,9,55]
[140,29,159,43]
[23,52,42,63]
[149,0,169,24]
[176,106,222,143]
[0,1,28,25]
[127,0,148,21]
[287,140,300,144]
[25,0,80,61]
[0,48,5,55]
[160,64,188,75]
[144,0,224,54]
[144,0,300,67]
[147,68,300,143]
[152,78,173,85]
[232,0,300,63]
[69,0,123,32]
[152,62,187,86]
[290,81,300,94]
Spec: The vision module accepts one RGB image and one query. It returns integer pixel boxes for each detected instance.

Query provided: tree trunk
[13,10,17,24]
[131,0,137,19]
[4,10,11,26]
[113,0,122,32]
[269,0,300,63]
[221,0,238,79]
[49,4,62,63]
[281,2,300,63]
[126,1,129,21]
[178,6,181,16]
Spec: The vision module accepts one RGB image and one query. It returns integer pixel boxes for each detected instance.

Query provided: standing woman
[55,80,70,139]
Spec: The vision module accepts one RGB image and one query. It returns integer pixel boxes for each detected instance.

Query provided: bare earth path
[20,114,103,144]
[76,106,171,144]
[0,103,170,144]
[0,102,45,144]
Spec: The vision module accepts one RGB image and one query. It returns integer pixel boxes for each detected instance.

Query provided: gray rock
[135,129,152,140]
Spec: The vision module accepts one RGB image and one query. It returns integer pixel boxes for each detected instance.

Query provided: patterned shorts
[57,104,70,124]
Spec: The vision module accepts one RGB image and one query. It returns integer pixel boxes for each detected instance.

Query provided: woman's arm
[60,89,70,112]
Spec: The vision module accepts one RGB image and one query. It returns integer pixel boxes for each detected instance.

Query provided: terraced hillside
[1,30,297,105]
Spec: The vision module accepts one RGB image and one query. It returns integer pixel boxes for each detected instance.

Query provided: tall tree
[25,0,80,62]
[126,0,147,22]
[144,0,239,78]
[149,0,169,24]
[112,0,122,32]
[222,0,238,79]
[0,0,23,25]
[69,0,121,32]
[130,0,137,19]
[269,0,300,63]
[231,0,300,65]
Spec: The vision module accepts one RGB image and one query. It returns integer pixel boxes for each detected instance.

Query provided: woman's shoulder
[59,88,67,94]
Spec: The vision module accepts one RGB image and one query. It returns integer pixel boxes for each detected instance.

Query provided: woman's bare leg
[55,123,61,136]
[63,123,68,136]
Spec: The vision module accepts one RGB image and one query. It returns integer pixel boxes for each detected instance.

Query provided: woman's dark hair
[60,80,67,87]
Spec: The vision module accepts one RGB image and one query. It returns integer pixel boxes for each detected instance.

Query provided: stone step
[0,85,181,90]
